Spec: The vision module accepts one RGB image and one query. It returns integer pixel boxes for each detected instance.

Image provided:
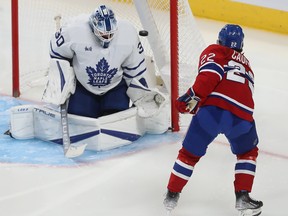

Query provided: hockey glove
[176,87,200,114]
[42,59,76,106]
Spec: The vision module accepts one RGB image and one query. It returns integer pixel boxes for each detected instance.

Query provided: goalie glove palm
[176,88,200,114]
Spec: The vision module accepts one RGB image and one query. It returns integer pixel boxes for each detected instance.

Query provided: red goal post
[11,0,20,98]
[11,0,205,131]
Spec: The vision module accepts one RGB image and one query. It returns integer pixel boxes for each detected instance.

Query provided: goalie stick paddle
[60,100,87,158]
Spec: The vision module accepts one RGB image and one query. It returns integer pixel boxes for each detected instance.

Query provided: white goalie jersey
[8,14,171,155]
[49,14,147,95]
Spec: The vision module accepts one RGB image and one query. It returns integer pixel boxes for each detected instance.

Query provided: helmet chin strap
[102,41,110,48]
[94,35,110,48]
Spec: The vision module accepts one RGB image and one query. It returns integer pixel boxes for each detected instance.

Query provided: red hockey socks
[167,147,201,192]
[234,147,259,192]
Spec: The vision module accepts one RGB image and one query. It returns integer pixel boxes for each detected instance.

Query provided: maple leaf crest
[86,58,118,87]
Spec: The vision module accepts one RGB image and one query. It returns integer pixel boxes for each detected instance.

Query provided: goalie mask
[217,24,244,52]
[89,5,118,48]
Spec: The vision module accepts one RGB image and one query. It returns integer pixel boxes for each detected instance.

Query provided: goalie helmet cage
[11,0,206,131]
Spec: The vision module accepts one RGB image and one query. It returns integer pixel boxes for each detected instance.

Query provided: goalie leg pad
[9,105,147,151]
[9,104,99,144]
[10,105,35,139]
[139,103,170,134]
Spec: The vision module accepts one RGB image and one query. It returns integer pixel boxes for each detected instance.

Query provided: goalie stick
[60,100,87,158]
[55,15,87,158]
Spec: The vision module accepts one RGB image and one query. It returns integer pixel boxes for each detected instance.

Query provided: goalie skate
[235,191,263,216]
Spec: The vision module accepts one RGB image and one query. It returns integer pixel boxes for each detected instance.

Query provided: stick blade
[65,143,87,158]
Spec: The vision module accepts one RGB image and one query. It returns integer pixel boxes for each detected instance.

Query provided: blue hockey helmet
[89,5,118,48]
[217,24,244,52]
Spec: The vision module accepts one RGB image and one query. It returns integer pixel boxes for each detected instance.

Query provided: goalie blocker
[9,59,170,151]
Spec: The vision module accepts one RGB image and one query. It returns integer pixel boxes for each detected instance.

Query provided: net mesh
[16,0,206,127]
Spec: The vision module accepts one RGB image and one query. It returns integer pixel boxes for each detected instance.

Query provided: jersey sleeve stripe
[123,68,147,79]
[50,42,72,62]
[209,92,254,114]
[199,69,223,80]
[122,58,145,70]
[199,62,224,78]
[50,55,72,63]
[244,72,254,85]
[129,82,150,91]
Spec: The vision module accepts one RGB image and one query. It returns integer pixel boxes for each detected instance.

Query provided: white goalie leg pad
[9,105,147,151]
[32,106,102,148]
[42,59,76,106]
[10,105,35,139]
[138,102,170,134]
[9,104,100,146]
[96,107,146,151]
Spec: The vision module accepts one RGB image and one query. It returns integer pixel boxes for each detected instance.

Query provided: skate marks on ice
[0,96,182,167]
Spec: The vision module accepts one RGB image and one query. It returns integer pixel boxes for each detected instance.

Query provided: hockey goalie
[8,5,170,157]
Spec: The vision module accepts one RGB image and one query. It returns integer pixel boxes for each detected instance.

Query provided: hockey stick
[54,14,62,32]
[60,100,87,158]
[55,15,87,158]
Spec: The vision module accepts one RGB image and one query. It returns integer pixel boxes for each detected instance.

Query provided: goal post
[11,0,20,97]
[10,0,206,131]
[170,0,180,131]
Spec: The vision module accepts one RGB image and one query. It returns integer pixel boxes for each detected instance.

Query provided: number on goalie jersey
[49,5,149,118]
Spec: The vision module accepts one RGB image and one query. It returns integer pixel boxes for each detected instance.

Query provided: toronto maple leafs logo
[86,58,118,87]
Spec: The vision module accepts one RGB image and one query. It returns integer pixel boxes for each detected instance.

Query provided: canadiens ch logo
[86,58,118,87]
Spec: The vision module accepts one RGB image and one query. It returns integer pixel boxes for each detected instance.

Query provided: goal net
[11,0,206,130]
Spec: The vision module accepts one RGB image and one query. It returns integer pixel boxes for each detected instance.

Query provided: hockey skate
[235,191,263,216]
[163,190,180,212]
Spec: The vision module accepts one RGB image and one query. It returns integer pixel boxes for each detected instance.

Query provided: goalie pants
[68,79,130,118]
[167,105,259,193]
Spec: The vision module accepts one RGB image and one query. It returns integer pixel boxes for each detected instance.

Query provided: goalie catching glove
[176,87,200,114]
[126,78,168,118]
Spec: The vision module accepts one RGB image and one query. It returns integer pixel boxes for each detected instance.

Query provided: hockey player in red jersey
[163,24,263,216]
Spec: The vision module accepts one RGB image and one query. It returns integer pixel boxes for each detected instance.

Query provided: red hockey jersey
[192,44,255,122]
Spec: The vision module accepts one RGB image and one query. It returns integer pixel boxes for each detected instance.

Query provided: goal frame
[11,0,182,131]
[170,0,179,131]
[11,0,20,97]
